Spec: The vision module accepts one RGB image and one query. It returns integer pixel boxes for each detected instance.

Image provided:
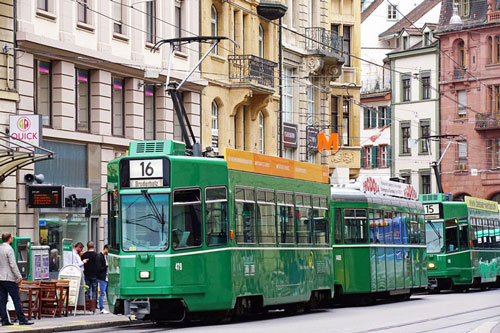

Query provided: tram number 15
[424,204,439,215]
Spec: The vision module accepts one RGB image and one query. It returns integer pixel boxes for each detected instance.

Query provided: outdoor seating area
[16,280,71,320]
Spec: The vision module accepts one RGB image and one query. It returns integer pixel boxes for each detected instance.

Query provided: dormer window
[454,0,470,17]
[423,32,431,46]
[402,36,409,50]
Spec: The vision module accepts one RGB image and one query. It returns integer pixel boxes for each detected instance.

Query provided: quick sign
[360,176,418,200]
[9,115,41,148]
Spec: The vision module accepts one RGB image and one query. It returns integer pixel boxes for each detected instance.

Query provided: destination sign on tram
[424,203,440,219]
[129,159,163,188]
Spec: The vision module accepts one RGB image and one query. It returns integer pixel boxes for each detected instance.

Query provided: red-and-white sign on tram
[360,176,418,200]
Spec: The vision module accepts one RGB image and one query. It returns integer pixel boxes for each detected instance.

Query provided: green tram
[421,194,500,291]
[106,140,333,321]
[331,177,427,302]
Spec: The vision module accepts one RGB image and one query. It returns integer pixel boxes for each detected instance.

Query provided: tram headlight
[139,271,150,279]
[428,263,436,270]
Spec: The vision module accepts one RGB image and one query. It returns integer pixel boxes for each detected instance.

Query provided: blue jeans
[0,281,27,324]
[97,280,107,311]
[85,277,98,300]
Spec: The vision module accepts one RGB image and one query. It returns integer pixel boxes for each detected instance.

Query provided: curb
[1,318,134,333]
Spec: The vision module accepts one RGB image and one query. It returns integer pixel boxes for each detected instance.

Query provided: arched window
[211,100,219,150]
[258,24,264,58]
[457,40,465,68]
[489,36,493,64]
[211,5,218,54]
[258,112,264,154]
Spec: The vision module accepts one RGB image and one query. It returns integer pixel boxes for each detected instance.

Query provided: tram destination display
[27,185,63,208]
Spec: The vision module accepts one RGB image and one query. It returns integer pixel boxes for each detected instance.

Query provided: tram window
[401,213,409,244]
[410,215,419,244]
[476,219,484,248]
[426,221,444,253]
[172,188,202,249]
[458,224,468,249]
[344,209,368,244]
[334,208,342,244]
[393,212,402,244]
[470,223,478,248]
[419,215,426,245]
[445,219,458,252]
[278,191,295,244]
[384,211,393,244]
[369,209,383,243]
[296,194,312,244]
[205,187,228,246]
[313,208,329,245]
[235,186,256,244]
[257,189,276,244]
[495,220,500,248]
[313,197,320,208]
[108,190,119,250]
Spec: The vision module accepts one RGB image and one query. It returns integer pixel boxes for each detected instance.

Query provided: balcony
[476,113,500,131]
[228,55,277,92]
[453,66,465,80]
[304,27,344,78]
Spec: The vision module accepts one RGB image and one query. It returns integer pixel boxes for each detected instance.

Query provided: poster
[42,254,49,279]
[34,255,41,280]
[62,238,73,267]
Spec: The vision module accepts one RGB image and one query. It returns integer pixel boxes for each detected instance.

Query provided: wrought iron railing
[475,113,500,130]
[453,66,465,80]
[304,27,343,58]
[228,55,278,88]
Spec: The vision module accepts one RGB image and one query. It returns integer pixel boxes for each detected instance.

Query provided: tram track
[357,304,500,332]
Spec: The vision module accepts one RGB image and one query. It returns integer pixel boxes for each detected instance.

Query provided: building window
[78,0,88,23]
[495,86,500,114]
[146,0,156,44]
[258,112,264,154]
[331,96,338,133]
[283,66,294,123]
[401,171,411,184]
[173,93,184,141]
[421,73,431,100]
[307,86,315,124]
[112,0,123,34]
[402,75,411,102]
[258,24,264,58]
[343,26,351,66]
[174,1,182,51]
[402,36,409,50]
[458,140,467,160]
[144,85,155,140]
[419,120,430,154]
[37,0,48,11]
[496,36,500,63]
[378,106,391,127]
[211,5,218,54]
[458,40,465,68]
[342,97,350,146]
[112,78,124,137]
[379,145,389,168]
[424,32,431,46]
[401,122,411,154]
[284,147,295,160]
[420,173,431,194]
[364,107,377,129]
[211,100,219,151]
[308,152,315,164]
[455,0,470,17]
[489,139,500,169]
[363,146,372,168]
[76,69,89,132]
[388,4,397,20]
[35,60,51,127]
[458,89,467,117]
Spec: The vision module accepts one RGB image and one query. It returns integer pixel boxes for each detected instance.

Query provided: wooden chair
[19,281,41,320]
[40,281,59,318]
[55,280,70,317]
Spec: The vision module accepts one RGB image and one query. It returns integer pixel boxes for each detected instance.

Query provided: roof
[379,0,442,38]
[401,27,424,36]
[436,0,488,33]
[361,0,384,23]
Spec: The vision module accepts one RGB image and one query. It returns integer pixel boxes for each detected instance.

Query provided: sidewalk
[0,313,133,333]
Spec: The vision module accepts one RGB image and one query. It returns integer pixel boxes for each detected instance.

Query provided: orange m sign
[317,133,339,151]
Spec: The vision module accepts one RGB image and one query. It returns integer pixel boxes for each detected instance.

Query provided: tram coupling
[124,299,150,319]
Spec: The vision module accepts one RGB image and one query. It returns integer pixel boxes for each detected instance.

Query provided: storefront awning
[0,133,54,184]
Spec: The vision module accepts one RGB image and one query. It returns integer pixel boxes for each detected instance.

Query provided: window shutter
[360,147,364,168]
[387,145,392,167]
[378,107,384,128]
[372,146,379,168]
[371,108,377,129]
[364,109,370,129]
[386,106,392,126]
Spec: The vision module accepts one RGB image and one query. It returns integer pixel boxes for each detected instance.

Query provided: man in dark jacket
[96,245,109,314]
[81,241,98,300]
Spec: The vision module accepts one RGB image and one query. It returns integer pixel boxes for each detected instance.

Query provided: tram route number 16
[129,159,163,179]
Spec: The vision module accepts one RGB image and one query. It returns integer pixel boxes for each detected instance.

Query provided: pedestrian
[96,244,109,314]
[82,241,98,300]
[0,232,33,326]
[72,242,88,271]
[49,249,59,272]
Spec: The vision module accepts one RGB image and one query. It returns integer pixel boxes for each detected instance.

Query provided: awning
[0,132,54,184]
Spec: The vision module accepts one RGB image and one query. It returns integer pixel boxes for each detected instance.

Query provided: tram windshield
[121,192,169,251]
[425,221,444,253]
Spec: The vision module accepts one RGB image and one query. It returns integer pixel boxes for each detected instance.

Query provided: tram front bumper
[124,299,150,319]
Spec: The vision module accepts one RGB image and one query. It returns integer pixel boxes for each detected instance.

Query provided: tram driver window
[108,190,119,250]
[458,223,468,249]
[205,187,228,246]
[172,188,202,249]
[235,187,256,244]
[445,219,458,252]
[343,209,367,244]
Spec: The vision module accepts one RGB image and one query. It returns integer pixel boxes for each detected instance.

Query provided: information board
[59,264,82,315]
[62,238,73,267]
[27,185,63,208]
